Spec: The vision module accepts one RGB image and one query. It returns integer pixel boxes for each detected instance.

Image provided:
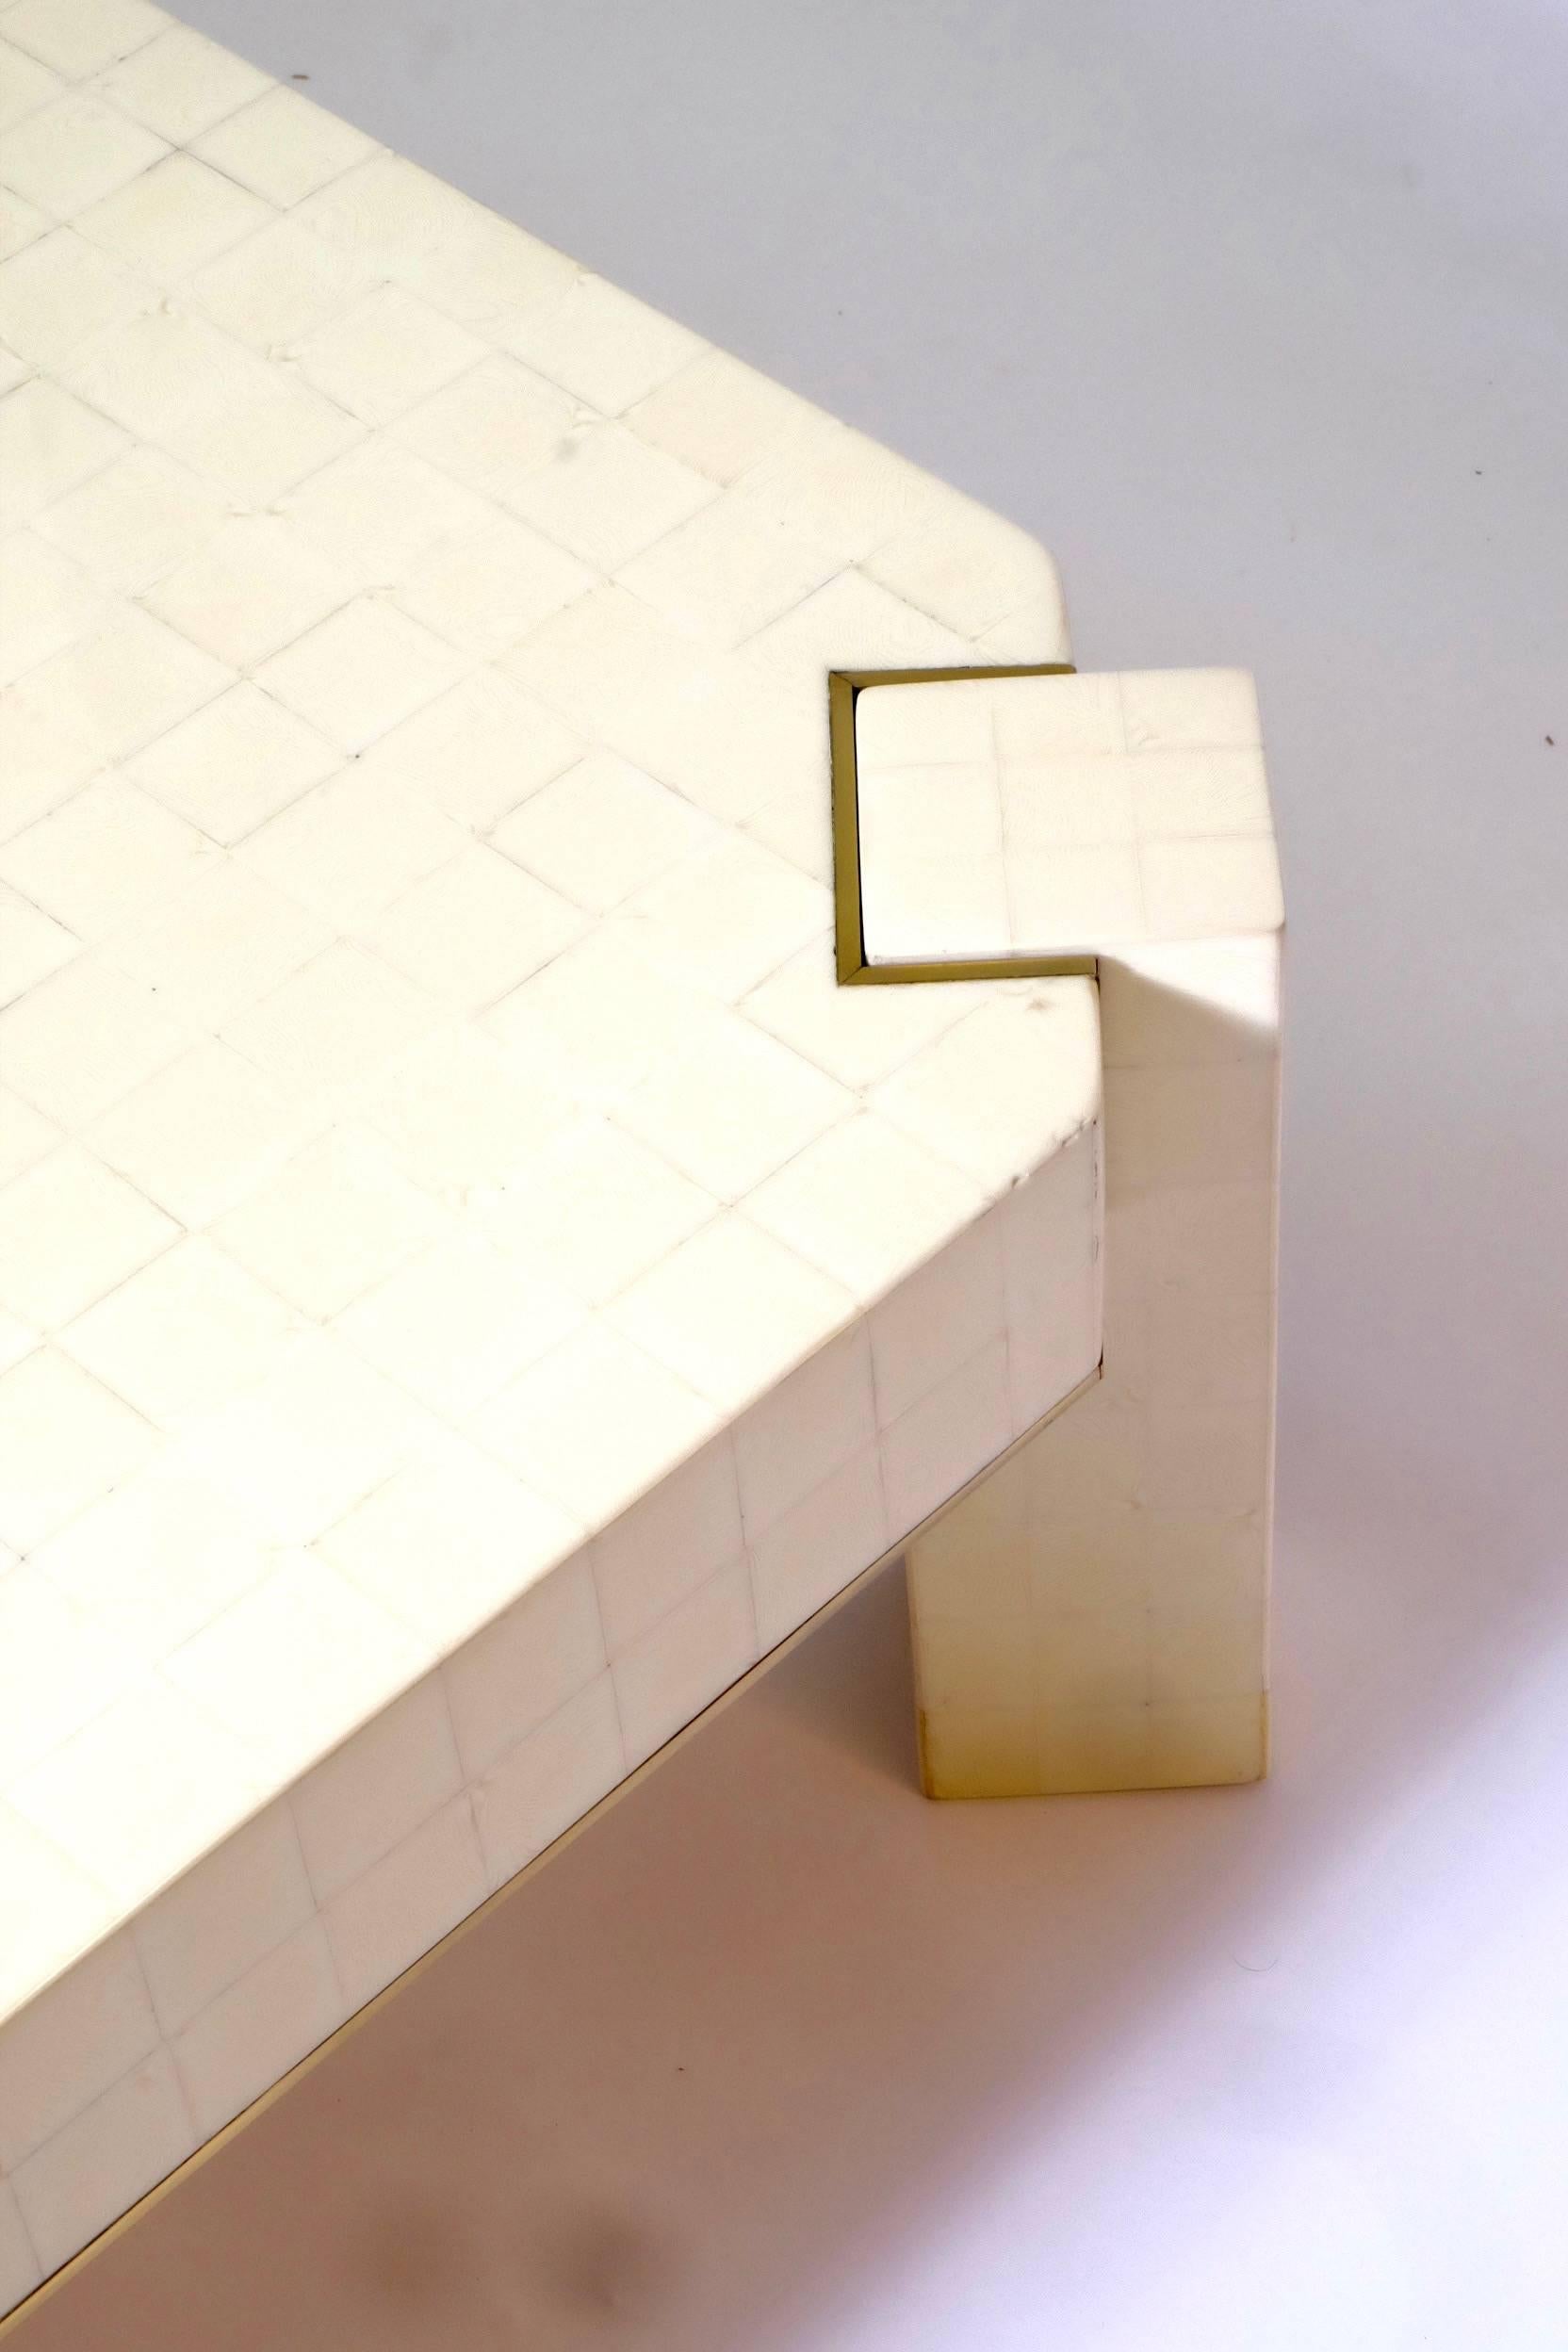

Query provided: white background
[155,4,1568,2343]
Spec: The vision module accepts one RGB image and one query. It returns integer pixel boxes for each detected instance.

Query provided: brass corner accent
[828,663,1099,987]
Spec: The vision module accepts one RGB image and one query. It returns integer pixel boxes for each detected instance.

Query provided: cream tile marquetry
[0,0,1280,2314]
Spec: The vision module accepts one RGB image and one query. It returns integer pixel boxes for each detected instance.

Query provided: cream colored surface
[857,670,1281,1799]
[0,0,1108,2304]
[891,680,1282,1791]
[855,668,1282,964]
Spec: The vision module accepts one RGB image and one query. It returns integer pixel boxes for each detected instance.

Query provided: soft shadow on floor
[16,1366,1565,2352]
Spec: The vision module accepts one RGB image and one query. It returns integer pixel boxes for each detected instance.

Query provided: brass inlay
[829,663,1099,986]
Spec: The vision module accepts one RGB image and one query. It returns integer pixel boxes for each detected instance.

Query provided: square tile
[620,836,830,1001]
[0,1929,156,2174]
[1139,835,1284,939]
[294,154,472,274]
[76,153,270,281]
[729,414,947,563]
[360,844,583,1012]
[318,1429,584,1651]
[171,1918,342,2139]
[862,498,1064,642]
[349,670,581,834]
[469,1116,714,1305]
[0,1140,175,1329]
[0,90,167,216]
[625,348,822,484]
[613,1005,852,1200]
[501,421,716,570]
[998,754,1136,848]
[878,1334,1012,1539]
[0,1802,115,2024]
[0,1561,127,1786]
[220,945,441,1112]
[33,446,224,596]
[503,273,703,415]
[501,583,817,825]
[470,1671,622,1887]
[491,749,715,913]
[61,1235,301,1429]
[8,2046,192,2279]
[390,204,575,338]
[0,876,76,1003]
[390,353,580,504]
[0,2180,41,2310]
[133,1800,312,2036]
[742,938,977,1090]
[254,596,464,754]
[0,1088,59,1187]
[9,603,230,773]
[612,1561,755,1770]
[467,1322,716,1531]
[0,771,211,939]
[188,212,380,348]
[591,1431,741,1654]
[0,530,107,688]
[360,1025,576,1200]
[85,1039,305,1225]
[335,1233,582,1418]
[0,224,155,368]
[0,37,62,129]
[483,923,713,1109]
[322,1794,485,2010]
[748,1445,888,1650]
[161,1552,429,1782]
[872,987,1102,1194]
[190,87,379,209]
[871,1204,1009,1428]
[210,1126,446,1317]
[746,1111,988,1306]
[1119,666,1260,750]
[0,189,50,268]
[0,955,190,1126]
[391,512,595,659]
[290,1674,461,1905]
[28,1460,276,1665]
[279,438,493,584]
[2,0,167,81]
[141,514,352,671]
[127,683,339,845]
[7,1673,262,1910]
[61,306,361,503]
[294,283,486,424]
[104,856,328,1028]
[608,1214,856,1414]
[732,1319,876,1539]
[171,1329,441,1546]
[0,378,124,528]
[91,22,269,140]
[232,761,465,926]
[617,486,841,646]
[0,1311,39,1376]
[441,1558,605,1779]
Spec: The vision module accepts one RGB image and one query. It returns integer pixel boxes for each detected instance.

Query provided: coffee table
[0,0,1282,2311]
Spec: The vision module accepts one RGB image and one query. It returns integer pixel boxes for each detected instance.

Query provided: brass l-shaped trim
[828,663,1099,987]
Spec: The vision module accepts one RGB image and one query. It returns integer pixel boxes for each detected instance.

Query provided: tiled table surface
[856,669,1283,964]
[0,0,1131,2305]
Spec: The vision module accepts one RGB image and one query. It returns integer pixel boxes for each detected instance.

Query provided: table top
[855,669,1282,967]
[0,4,1103,2028]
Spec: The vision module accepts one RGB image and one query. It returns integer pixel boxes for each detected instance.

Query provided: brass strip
[829,662,1099,986]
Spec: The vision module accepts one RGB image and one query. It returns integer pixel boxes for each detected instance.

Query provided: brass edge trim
[829,662,1098,987]
[0,1366,1105,2337]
